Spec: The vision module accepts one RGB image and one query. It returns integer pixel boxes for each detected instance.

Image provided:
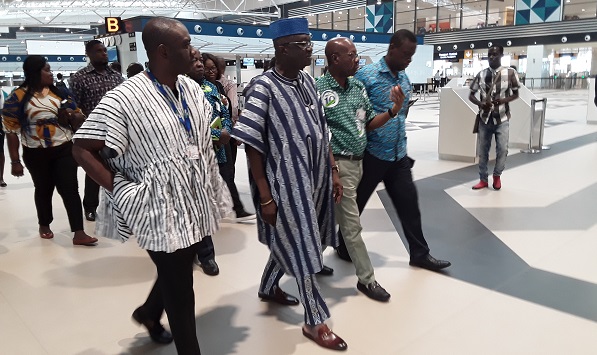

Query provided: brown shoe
[302,324,347,351]
[73,235,98,246]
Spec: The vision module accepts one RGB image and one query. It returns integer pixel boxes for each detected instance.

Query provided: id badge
[186,145,199,160]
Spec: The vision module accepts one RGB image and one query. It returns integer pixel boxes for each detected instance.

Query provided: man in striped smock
[232,18,347,351]
[72,18,232,354]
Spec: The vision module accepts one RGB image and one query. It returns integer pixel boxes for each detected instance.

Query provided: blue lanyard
[146,69,192,136]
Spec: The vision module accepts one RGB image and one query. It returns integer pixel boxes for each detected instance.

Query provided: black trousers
[337,152,430,260]
[143,243,202,355]
[83,174,100,213]
[223,142,244,214]
[22,142,84,231]
[196,235,215,264]
[195,156,245,263]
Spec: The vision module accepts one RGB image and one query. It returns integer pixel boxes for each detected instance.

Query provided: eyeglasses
[205,67,218,73]
[344,52,359,59]
[282,41,313,50]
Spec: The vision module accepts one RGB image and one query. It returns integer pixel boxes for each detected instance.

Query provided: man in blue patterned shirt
[337,29,451,271]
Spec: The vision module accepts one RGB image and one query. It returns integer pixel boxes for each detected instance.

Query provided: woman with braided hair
[2,55,97,246]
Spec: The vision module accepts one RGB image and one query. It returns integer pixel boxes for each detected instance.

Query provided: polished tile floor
[1,89,596,355]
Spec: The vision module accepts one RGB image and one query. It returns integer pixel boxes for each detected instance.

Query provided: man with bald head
[73,17,231,354]
[317,37,404,302]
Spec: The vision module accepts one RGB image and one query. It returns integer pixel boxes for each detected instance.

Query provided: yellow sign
[464,49,473,59]
[105,17,122,34]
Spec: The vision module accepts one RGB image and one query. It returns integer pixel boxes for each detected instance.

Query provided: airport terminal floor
[1,89,596,354]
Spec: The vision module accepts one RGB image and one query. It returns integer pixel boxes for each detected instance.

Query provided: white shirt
[74,73,232,252]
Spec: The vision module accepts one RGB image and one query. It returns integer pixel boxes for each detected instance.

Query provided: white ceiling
[0,0,295,27]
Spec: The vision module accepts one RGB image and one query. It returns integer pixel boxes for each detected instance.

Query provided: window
[563,0,597,21]
[334,10,349,30]
[487,0,515,27]
[395,0,416,33]
[416,1,438,35]
[319,12,332,29]
[437,0,461,32]
[349,7,365,31]
[462,0,487,29]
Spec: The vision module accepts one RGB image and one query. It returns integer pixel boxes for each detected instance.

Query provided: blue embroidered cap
[270,18,309,41]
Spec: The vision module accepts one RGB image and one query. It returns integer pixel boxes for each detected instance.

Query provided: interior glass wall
[349,7,366,31]
[304,0,597,32]
[563,0,597,21]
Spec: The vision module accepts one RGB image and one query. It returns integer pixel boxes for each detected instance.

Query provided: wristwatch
[387,107,397,118]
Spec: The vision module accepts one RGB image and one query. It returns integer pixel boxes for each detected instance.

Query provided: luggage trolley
[521,98,548,154]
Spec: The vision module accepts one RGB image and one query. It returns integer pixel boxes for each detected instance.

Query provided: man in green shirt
[317,37,404,302]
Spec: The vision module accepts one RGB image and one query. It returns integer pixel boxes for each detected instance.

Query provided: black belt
[334,154,364,161]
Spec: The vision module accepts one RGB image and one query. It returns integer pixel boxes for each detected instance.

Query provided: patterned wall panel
[515,0,562,25]
[365,2,394,33]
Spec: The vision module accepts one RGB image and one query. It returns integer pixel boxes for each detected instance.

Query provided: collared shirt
[470,66,520,124]
[2,87,81,148]
[73,74,232,252]
[231,69,337,277]
[69,63,124,116]
[199,79,232,164]
[316,72,375,156]
[354,57,412,162]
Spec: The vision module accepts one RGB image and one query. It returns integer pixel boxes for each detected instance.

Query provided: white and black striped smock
[74,73,232,253]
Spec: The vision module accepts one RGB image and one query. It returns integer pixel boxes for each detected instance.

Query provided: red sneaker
[493,175,501,190]
[472,180,488,190]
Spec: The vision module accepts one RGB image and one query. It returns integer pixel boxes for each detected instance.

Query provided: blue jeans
[477,120,509,181]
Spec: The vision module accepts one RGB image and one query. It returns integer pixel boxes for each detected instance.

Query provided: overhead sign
[464,49,473,59]
[105,17,123,34]
[434,51,464,62]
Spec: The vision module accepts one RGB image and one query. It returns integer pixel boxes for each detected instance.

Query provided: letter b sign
[105,17,122,34]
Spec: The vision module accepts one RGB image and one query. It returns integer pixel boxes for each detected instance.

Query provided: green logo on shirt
[321,90,339,108]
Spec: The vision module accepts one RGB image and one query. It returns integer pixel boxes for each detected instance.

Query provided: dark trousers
[22,142,84,231]
[259,254,330,326]
[196,150,248,263]
[337,152,430,260]
[196,235,215,264]
[143,243,202,355]
[223,142,245,214]
[83,174,100,213]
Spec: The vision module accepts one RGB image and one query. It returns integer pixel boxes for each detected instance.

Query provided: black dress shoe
[200,259,220,276]
[335,248,352,263]
[85,211,96,221]
[258,285,299,306]
[357,281,391,302]
[409,254,451,271]
[132,307,174,344]
[235,210,256,222]
[316,265,334,276]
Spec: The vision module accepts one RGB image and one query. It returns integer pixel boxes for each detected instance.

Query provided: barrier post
[521,98,547,154]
